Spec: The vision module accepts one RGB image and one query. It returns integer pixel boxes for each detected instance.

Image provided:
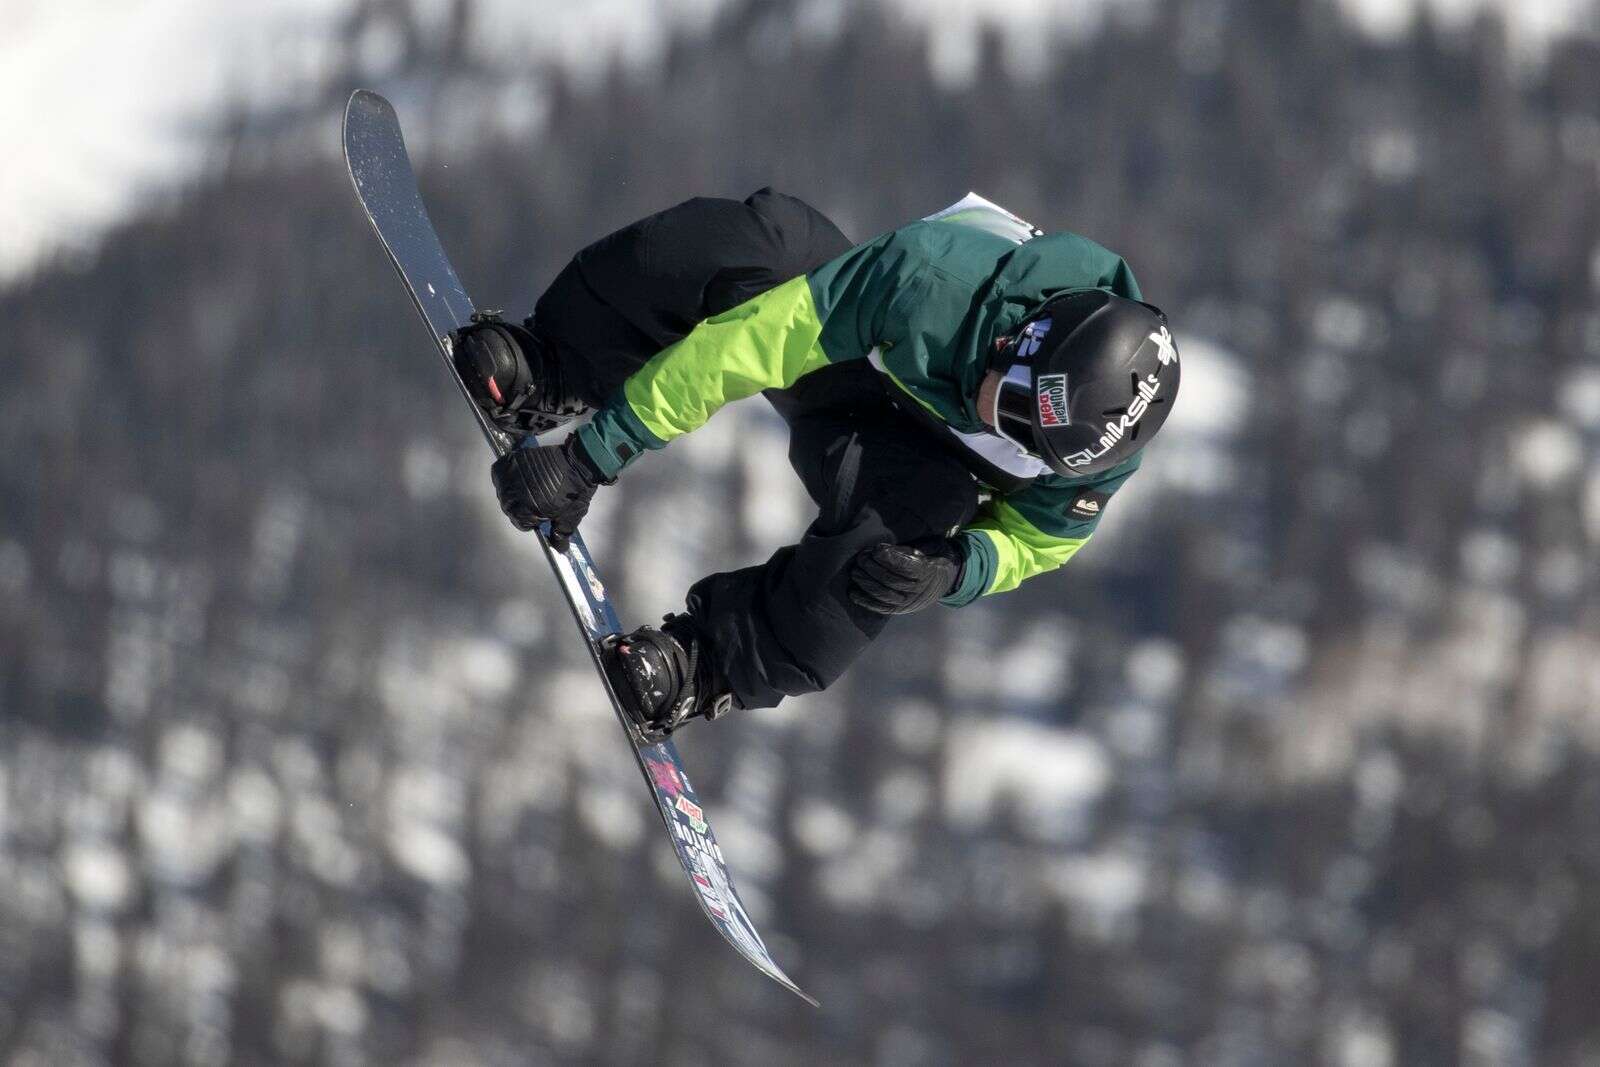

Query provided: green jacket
[576,212,1145,606]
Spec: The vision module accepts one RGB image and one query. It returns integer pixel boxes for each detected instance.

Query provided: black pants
[532,188,856,407]
[692,366,978,707]
[534,191,978,709]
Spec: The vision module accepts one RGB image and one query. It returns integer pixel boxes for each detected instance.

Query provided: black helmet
[989,289,1180,478]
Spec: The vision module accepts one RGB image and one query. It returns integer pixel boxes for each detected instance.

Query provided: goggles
[990,362,1040,454]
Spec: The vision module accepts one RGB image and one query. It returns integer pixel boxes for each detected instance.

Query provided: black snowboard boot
[604,614,736,739]
[452,311,589,438]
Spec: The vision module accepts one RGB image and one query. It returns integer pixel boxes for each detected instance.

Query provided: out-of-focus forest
[3,0,1600,1063]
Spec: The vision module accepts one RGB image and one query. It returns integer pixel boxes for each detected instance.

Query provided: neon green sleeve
[575,275,831,477]
[943,500,1093,604]
[941,455,1141,605]
[577,228,930,479]
[626,274,832,440]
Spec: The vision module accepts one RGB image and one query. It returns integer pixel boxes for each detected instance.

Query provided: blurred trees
[2,0,1599,1064]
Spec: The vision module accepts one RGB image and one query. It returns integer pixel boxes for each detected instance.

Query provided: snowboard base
[342,88,814,1005]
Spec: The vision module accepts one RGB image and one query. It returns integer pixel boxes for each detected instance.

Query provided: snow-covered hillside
[0,0,1587,280]
[0,0,728,279]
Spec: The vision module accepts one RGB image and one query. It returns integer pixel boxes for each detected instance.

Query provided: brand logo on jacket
[1071,497,1101,516]
[1037,373,1070,427]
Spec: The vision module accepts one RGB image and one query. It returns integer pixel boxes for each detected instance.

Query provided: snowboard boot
[452,311,589,439]
[603,613,737,740]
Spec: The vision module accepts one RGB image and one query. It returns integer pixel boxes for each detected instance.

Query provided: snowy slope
[0,0,1587,280]
[0,0,728,279]
[0,0,347,276]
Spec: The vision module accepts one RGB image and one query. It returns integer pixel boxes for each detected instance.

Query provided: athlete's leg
[686,365,980,709]
[460,191,848,438]
[529,189,851,407]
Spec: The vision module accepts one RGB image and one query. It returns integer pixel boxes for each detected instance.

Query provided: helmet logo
[1036,373,1070,427]
[1016,316,1052,360]
[1150,326,1178,366]
[1061,372,1164,469]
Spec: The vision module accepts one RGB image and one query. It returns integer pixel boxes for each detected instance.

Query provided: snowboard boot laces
[454,312,589,439]
[606,614,736,739]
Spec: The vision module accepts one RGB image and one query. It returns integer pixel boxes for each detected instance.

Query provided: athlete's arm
[942,456,1141,605]
[575,229,930,480]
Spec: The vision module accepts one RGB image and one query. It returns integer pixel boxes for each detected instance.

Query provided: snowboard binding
[602,615,736,741]
[452,311,589,439]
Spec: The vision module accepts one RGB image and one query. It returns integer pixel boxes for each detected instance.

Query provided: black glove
[490,435,606,551]
[848,539,964,616]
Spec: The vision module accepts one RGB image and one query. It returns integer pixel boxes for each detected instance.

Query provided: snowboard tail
[342,89,814,1005]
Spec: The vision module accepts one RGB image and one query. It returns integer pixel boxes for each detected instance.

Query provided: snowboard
[342,89,814,1005]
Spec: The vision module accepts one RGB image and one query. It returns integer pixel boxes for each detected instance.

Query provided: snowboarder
[453,189,1179,737]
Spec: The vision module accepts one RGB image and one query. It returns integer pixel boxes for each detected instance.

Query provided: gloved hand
[848,539,965,616]
[490,435,606,551]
